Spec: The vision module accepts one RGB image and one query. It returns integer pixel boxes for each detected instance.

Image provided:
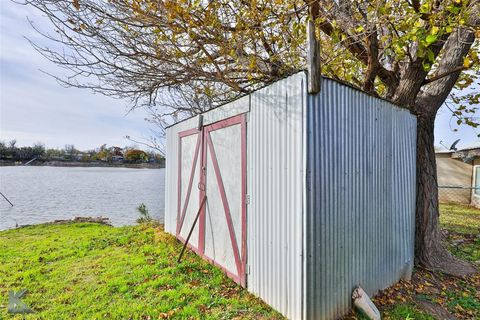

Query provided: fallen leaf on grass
[158,310,175,319]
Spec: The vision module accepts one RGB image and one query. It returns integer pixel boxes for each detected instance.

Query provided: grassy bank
[0,223,280,319]
[1,204,478,319]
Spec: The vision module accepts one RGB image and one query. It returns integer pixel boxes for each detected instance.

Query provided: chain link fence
[438,185,480,205]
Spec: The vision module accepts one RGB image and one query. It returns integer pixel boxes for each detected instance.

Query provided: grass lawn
[0,223,281,319]
[0,204,478,319]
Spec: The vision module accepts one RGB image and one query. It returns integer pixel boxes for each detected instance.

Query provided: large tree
[23,0,480,275]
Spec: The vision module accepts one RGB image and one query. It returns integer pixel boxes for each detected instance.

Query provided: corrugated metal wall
[165,73,417,320]
[246,72,307,320]
[305,78,417,319]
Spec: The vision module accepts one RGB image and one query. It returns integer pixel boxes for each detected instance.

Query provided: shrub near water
[136,203,154,224]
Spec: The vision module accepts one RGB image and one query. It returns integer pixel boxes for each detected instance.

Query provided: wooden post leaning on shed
[177,195,207,263]
[307,0,321,94]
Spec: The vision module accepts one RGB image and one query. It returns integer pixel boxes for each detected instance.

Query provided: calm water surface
[0,166,165,230]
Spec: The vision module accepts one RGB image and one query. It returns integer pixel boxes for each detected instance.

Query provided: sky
[435,95,480,150]
[0,2,479,151]
[0,2,153,151]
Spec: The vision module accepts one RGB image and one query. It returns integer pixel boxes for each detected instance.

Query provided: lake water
[0,166,165,231]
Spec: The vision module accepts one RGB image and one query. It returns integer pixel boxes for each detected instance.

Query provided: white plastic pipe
[352,287,381,320]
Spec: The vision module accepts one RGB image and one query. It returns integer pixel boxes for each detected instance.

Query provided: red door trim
[205,131,243,277]
[176,129,201,236]
[176,114,247,286]
[178,128,199,138]
[175,235,244,284]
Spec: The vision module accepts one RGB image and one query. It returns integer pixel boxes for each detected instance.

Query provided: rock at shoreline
[52,216,112,226]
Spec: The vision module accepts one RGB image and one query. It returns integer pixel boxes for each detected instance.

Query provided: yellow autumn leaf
[463,57,472,68]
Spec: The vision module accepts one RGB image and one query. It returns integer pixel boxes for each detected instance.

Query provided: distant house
[73,153,86,161]
[436,145,480,207]
[50,156,66,161]
[111,155,124,162]
[111,146,124,156]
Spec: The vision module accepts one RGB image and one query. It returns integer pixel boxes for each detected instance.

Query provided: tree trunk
[409,8,479,275]
[414,113,477,276]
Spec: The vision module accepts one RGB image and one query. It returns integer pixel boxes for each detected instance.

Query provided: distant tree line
[0,140,46,161]
[0,140,163,164]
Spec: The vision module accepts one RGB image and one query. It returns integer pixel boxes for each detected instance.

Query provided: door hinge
[246,194,250,205]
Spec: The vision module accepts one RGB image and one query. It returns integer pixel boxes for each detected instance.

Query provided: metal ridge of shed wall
[305,78,417,319]
[165,70,410,130]
[165,71,308,129]
[246,72,307,320]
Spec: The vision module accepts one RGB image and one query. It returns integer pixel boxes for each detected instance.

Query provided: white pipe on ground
[352,287,381,320]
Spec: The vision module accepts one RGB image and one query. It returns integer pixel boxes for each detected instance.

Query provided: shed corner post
[307,2,321,94]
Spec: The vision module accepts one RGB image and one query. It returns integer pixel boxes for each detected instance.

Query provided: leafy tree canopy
[25,0,479,125]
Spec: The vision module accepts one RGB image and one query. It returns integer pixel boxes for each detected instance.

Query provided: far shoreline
[0,160,165,169]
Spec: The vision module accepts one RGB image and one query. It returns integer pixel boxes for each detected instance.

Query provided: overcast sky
[0,2,153,151]
[0,2,479,151]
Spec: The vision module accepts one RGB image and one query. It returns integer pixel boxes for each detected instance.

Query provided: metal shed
[164,71,416,319]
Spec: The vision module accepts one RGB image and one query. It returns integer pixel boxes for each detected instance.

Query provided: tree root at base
[417,243,477,277]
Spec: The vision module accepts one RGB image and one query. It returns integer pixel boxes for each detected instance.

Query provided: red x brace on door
[176,114,247,286]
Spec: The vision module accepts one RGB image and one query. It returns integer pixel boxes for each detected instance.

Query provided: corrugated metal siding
[246,72,307,320]
[164,127,177,234]
[165,73,417,320]
[305,78,416,319]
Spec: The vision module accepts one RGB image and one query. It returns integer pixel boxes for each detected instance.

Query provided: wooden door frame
[176,114,247,286]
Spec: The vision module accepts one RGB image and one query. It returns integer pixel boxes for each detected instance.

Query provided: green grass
[0,223,281,319]
[439,203,480,234]
[1,204,479,320]
[440,203,480,263]
[382,304,435,320]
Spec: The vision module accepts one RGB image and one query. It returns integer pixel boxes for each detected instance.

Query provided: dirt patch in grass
[414,299,456,320]
[345,204,480,319]
[374,269,479,319]
[344,267,480,320]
